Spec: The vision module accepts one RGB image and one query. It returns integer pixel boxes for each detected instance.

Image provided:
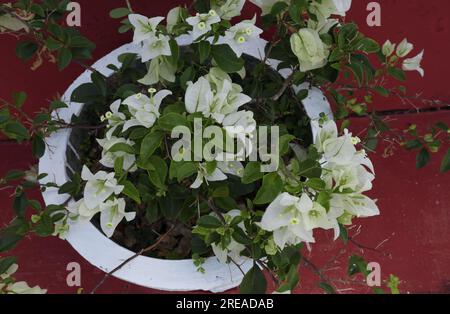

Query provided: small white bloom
[190,163,227,189]
[99,198,136,238]
[6,281,47,294]
[402,50,424,77]
[141,33,172,62]
[186,11,221,40]
[185,77,214,115]
[217,161,244,177]
[382,40,396,57]
[222,110,257,136]
[260,193,315,249]
[128,14,165,43]
[97,135,137,171]
[105,99,127,137]
[139,56,177,86]
[290,28,330,72]
[250,0,289,15]
[81,166,124,210]
[218,16,265,57]
[396,38,414,58]
[122,90,172,131]
[330,193,380,218]
[211,0,246,20]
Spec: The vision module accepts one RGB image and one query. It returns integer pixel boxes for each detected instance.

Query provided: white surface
[39,42,332,292]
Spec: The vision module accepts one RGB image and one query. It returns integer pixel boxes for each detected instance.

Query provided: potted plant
[1,0,448,294]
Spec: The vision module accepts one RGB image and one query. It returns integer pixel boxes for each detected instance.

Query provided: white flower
[249,0,289,15]
[396,38,413,58]
[260,193,315,249]
[128,14,164,44]
[185,77,214,115]
[210,79,251,123]
[310,0,352,20]
[1,264,46,294]
[211,0,246,20]
[323,163,374,193]
[105,99,127,137]
[52,218,70,240]
[139,56,177,86]
[217,161,244,177]
[67,198,101,221]
[307,18,338,34]
[222,110,257,135]
[301,202,336,232]
[81,166,124,210]
[402,50,424,77]
[99,198,136,238]
[186,10,221,40]
[97,135,137,171]
[318,124,356,165]
[141,33,172,62]
[6,281,47,294]
[290,28,330,72]
[211,209,246,263]
[330,193,380,218]
[190,163,227,189]
[122,90,172,131]
[24,165,38,184]
[166,7,183,33]
[382,40,396,57]
[218,16,265,57]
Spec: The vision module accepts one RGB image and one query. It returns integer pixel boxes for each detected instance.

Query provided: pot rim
[38,42,333,292]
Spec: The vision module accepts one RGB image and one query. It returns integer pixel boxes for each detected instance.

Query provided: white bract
[396,38,414,58]
[139,56,177,86]
[122,90,172,131]
[104,100,127,137]
[310,0,352,20]
[211,0,246,20]
[382,40,396,57]
[128,14,165,44]
[402,50,424,77]
[290,28,330,72]
[260,193,316,249]
[250,0,290,15]
[0,264,46,294]
[99,198,136,238]
[81,166,124,210]
[141,33,172,62]
[97,135,137,171]
[218,16,265,58]
[190,163,228,189]
[186,10,221,41]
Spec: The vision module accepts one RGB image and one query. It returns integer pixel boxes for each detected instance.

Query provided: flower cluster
[0,262,46,294]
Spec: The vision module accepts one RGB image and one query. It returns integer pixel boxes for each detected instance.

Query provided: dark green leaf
[240,265,267,294]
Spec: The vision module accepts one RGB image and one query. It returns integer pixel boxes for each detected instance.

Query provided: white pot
[39,43,333,292]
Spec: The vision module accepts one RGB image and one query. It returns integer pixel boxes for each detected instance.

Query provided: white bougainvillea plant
[0,0,446,294]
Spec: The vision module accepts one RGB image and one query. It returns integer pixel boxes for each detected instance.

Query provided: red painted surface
[1,0,449,294]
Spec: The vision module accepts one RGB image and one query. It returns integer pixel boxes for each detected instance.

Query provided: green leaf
[279,134,295,156]
[12,91,27,108]
[140,131,164,161]
[0,256,17,275]
[70,83,99,103]
[108,142,135,154]
[338,224,348,244]
[242,162,263,184]
[16,41,38,61]
[388,67,406,81]
[373,86,389,97]
[416,148,430,169]
[240,265,267,294]
[348,255,368,276]
[45,36,63,51]
[3,121,29,140]
[198,41,211,64]
[122,180,141,204]
[357,37,380,53]
[232,227,252,245]
[32,135,46,158]
[58,48,73,70]
[440,148,450,173]
[253,172,283,205]
[147,156,168,189]
[211,44,244,73]
[109,7,131,19]
[197,215,223,229]
[318,282,336,294]
[157,112,189,131]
